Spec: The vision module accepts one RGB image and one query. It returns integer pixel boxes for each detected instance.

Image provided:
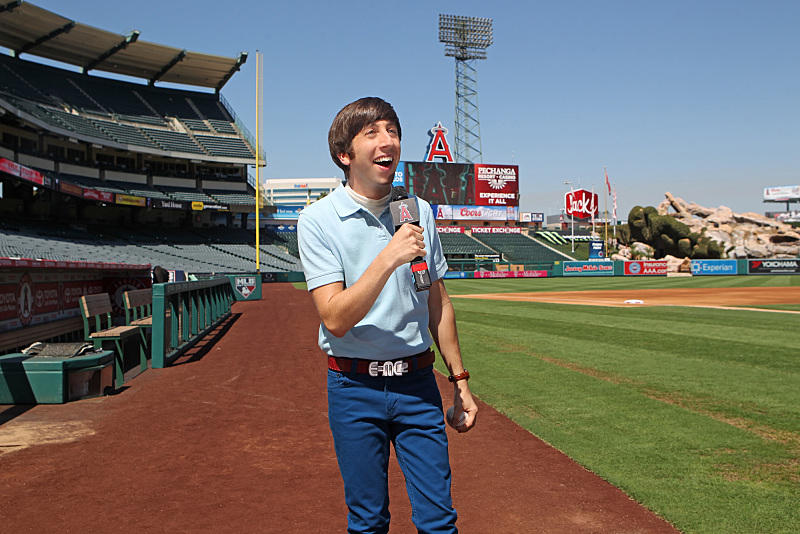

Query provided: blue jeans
[327,362,457,534]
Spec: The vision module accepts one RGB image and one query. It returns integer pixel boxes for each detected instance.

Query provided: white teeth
[374,156,392,164]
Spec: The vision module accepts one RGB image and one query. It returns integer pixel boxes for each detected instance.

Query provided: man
[298,97,477,534]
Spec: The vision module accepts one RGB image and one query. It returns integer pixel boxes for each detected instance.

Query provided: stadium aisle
[0,284,678,533]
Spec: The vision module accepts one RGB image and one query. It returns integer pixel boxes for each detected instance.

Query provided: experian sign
[690,259,738,276]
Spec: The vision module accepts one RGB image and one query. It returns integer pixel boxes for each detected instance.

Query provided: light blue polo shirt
[297,184,448,360]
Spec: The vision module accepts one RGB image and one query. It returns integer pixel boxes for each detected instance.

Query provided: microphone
[389,186,432,292]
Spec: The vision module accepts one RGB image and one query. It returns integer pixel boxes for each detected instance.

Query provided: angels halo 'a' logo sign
[425,122,454,163]
[565,189,598,220]
[235,277,256,298]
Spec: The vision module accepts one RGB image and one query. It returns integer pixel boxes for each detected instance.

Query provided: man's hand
[450,382,478,433]
[379,223,426,269]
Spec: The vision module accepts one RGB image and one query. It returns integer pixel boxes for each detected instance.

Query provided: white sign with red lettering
[565,189,598,220]
[436,226,465,234]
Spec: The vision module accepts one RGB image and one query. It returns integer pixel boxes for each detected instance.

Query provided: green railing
[151,277,234,368]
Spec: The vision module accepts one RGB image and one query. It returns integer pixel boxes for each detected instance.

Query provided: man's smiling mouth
[374,156,393,169]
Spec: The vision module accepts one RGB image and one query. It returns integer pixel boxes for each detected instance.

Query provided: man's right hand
[381,223,426,269]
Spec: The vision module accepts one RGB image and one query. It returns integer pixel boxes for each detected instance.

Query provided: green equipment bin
[0,350,114,404]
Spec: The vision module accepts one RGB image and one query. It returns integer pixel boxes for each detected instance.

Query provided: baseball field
[0,275,797,533]
[443,274,800,534]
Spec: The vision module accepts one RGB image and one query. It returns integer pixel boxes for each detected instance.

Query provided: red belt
[328,349,435,376]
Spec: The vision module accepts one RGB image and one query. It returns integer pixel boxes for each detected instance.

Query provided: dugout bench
[123,288,153,357]
[79,293,144,388]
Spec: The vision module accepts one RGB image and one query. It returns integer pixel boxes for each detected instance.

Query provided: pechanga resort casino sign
[565,188,598,220]
[474,164,518,207]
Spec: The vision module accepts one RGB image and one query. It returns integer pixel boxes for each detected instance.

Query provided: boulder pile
[611,192,800,261]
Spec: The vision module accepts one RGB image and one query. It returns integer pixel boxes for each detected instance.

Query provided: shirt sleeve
[297,211,344,291]
[419,199,448,281]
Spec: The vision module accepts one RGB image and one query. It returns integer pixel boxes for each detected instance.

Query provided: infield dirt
[455,286,800,311]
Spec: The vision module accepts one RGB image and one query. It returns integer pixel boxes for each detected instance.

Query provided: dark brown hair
[328,97,402,178]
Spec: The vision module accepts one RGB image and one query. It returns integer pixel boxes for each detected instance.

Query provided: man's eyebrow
[360,120,395,132]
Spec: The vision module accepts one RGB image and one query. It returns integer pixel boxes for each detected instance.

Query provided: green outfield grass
[436,276,800,534]
[442,272,800,296]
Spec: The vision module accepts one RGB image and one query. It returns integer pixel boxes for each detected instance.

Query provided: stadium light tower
[438,14,493,164]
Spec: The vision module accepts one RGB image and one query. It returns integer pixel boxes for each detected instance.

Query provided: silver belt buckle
[368,359,409,377]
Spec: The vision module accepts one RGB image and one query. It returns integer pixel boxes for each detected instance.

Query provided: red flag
[605,169,611,195]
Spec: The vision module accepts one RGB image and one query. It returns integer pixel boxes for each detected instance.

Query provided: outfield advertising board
[691,259,738,276]
[748,259,800,274]
[589,241,606,260]
[473,270,548,279]
[433,204,518,221]
[470,226,522,234]
[563,261,615,276]
[624,260,668,276]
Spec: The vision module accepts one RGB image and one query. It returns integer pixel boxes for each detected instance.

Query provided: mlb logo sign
[235,277,256,299]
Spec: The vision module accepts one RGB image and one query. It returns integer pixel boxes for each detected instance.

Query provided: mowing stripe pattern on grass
[437,276,800,534]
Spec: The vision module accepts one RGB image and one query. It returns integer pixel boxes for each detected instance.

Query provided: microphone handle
[410,256,432,292]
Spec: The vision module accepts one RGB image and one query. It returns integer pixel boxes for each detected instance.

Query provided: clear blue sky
[21,1,800,219]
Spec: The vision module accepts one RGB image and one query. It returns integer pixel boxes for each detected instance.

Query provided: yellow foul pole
[603,166,609,251]
[254,51,263,272]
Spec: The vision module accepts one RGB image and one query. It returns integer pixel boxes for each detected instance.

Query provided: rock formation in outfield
[658,193,800,258]
[611,193,800,261]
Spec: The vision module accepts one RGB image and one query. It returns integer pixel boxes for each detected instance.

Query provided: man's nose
[378,128,394,146]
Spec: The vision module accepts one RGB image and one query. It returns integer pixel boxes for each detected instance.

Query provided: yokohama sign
[748,259,800,274]
[565,189,598,220]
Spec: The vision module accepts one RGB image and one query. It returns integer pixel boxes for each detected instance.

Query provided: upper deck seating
[194,135,254,158]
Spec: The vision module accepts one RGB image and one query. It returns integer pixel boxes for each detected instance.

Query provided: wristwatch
[448,369,470,383]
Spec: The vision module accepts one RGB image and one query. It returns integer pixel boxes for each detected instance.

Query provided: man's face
[338,119,401,199]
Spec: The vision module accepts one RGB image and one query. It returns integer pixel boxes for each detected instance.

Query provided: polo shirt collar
[329,184,361,218]
[329,183,392,220]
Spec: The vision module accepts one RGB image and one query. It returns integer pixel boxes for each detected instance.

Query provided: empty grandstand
[470,228,571,265]
[0,2,275,272]
[0,221,301,274]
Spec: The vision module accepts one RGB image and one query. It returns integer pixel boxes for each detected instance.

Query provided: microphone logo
[398,201,414,223]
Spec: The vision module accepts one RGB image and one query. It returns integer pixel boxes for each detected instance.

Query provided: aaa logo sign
[565,189,598,220]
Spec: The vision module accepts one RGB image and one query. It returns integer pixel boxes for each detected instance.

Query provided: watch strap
[448,369,470,383]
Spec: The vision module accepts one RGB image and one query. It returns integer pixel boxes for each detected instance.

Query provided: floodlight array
[438,14,493,60]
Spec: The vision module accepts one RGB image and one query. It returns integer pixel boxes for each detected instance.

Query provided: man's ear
[337,152,351,167]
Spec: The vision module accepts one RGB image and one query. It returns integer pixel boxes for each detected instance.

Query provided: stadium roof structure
[0,1,247,92]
